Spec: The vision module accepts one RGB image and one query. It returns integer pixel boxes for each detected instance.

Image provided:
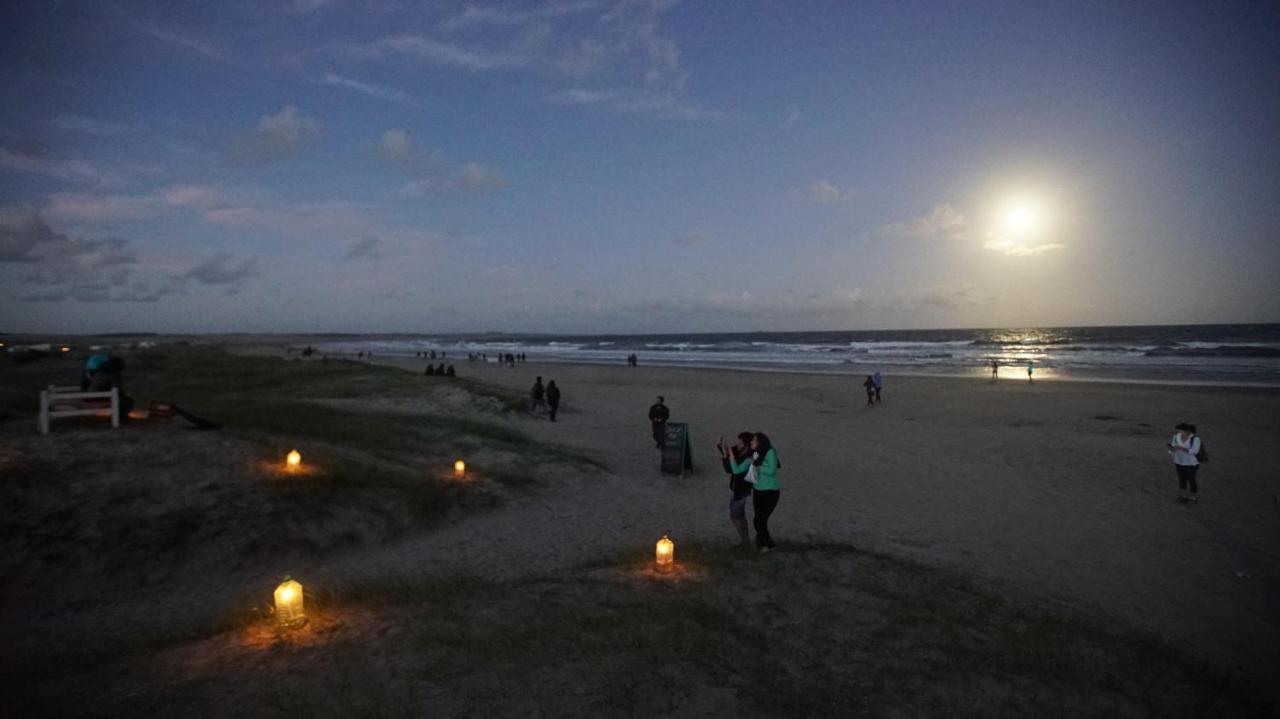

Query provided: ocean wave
[1143,345,1280,358]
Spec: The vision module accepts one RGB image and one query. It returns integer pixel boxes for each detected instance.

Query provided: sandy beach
[3,344,1278,713]
[350,354,1280,684]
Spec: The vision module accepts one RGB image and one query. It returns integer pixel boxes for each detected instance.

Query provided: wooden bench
[38,385,120,434]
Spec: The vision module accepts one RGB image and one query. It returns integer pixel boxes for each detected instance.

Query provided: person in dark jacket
[546,380,561,422]
[530,376,546,413]
[718,431,755,547]
[648,396,670,448]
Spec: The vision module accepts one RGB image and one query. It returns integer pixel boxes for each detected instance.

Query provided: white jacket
[1170,433,1201,467]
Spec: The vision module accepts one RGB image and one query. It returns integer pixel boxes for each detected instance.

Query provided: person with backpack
[1168,422,1206,503]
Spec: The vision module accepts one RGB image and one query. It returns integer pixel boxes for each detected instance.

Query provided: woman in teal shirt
[731,432,781,554]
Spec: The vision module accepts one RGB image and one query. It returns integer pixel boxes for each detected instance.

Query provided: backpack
[1194,435,1209,464]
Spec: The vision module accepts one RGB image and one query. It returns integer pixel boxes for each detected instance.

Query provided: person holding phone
[718,432,755,548]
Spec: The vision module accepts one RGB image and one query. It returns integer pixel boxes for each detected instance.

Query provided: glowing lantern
[655,533,674,569]
[273,577,306,629]
[286,449,302,471]
[453,459,466,477]
[60,346,71,353]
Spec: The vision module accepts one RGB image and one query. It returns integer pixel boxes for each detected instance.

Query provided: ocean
[312,324,1280,386]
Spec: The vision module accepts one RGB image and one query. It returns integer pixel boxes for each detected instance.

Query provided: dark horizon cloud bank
[1,1,1277,334]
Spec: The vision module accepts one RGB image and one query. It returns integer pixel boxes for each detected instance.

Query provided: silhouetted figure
[991,359,999,379]
[425,365,435,376]
[873,371,883,404]
[430,350,436,360]
[446,364,456,377]
[436,363,445,375]
[862,376,876,407]
[648,396,669,448]
[530,376,546,413]
[88,356,135,418]
[1027,363,1034,383]
[546,380,560,421]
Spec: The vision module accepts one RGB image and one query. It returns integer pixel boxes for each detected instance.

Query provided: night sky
[2,1,1278,334]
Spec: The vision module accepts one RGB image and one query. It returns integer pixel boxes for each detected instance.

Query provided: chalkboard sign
[661,422,694,476]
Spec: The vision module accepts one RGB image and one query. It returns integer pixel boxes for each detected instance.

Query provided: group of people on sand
[529,376,561,421]
[424,363,455,377]
[716,431,782,554]
[861,371,883,407]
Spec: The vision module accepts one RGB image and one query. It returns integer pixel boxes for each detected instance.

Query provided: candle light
[273,577,306,629]
[655,532,674,569]
[286,449,302,471]
[453,459,466,477]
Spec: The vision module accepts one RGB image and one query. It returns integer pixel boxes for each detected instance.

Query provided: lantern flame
[286,450,302,469]
[655,533,675,568]
[454,459,466,477]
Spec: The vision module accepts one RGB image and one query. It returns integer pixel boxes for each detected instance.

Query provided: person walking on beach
[1169,422,1203,503]
[862,376,876,407]
[530,376,546,414]
[546,381,561,422]
[718,432,755,548]
[873,371,883,404]
[1027,363,1034,383]
[730,432,781,554]
[648,396,669,448]
[991,359,999,379]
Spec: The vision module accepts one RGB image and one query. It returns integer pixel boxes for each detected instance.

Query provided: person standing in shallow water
[1169,422,1202,502]
[648,396,669,448]
[546,381,560,422]
[718,432,755,548]
[730,432,781,554]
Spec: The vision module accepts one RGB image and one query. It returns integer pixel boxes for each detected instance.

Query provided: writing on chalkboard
[661,422,694,476]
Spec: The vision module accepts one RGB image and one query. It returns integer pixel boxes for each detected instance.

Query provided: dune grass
[17,540,1271,718]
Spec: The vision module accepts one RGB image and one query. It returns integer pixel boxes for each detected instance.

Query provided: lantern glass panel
[274,578,306,628]
[655,535,674,567]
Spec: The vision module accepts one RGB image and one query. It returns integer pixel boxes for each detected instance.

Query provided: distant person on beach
[425,364,435,376]
[81,353,109,391]
[873,371,883,404]
[648,396,669,448]
[445,364,455,377]
[546,380,560,422]
[718,432,755,548]
[862,376,876,407]
[1169,422,1203,503]
[530,376,546,413]
[729,432,781,554]
[991,359,999,379]
[1027,363,1034,382]
[436,363,445,375]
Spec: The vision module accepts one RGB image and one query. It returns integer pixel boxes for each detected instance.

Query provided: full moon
[1003,202,1039,233]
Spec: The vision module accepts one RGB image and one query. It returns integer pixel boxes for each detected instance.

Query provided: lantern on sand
[454,459,467,478]
[274,577,306,629]
[655,532,674,569]
[285,449,302,471]
[60,346,71,353]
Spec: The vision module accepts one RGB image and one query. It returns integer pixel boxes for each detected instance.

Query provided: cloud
[184,253,259,288]
[795,180,855,204]
[377,129,414,163]
[0,206,59,262]
[52,114,134,137]
[43,185,222,223]
[319,72,412,103]
[342,1,717,120]
[401,162,506,197]
[232,106,323,166]
[0,147,111,185]
[881,204,967,240]
[143,28,229,62]
[981,237,1066,256]
[343,236,382,260]
[441,2,600,31]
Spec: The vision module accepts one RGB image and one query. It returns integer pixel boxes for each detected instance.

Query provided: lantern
[453,459,466,477]
[655,533,674,569]
[60,346,71,353]
[286,449,302,471]
[274,577,306,629]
